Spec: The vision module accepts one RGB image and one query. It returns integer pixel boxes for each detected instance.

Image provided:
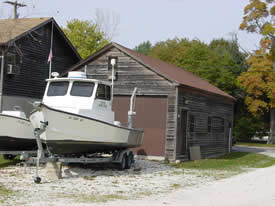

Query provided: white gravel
[0,160,218,206]
[2,158,274,206]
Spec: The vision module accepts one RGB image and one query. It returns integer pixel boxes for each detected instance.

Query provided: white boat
[0,111,37,151]
[29,72,143,156]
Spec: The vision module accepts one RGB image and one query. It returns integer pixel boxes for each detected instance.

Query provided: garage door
[113,96,168,157]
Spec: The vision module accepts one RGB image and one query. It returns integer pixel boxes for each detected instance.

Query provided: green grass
[0,185,13,204]
[170,152,275,171]
[61,193,127,203]
[236,142,275,148]
[171,183,181,189]
[0,185,11,196]
[0,155,20,168]
[83,175,97,181]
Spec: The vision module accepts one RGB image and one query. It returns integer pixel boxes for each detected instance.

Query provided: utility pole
[269,36,275,144]
[4,1,26,19]
[0,54,4,113]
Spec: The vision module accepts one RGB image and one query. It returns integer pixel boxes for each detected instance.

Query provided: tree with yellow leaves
[239,0,275,143]
[239,0,274,40]
[238,45,274,116]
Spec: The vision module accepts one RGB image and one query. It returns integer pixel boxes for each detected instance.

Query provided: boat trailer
[29,123,135,184]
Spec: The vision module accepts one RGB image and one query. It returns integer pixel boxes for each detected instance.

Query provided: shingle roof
[0,17,51,44]
[66,42,235,100]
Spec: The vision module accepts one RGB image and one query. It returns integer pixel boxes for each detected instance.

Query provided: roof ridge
[112,42,234,100]
[0,17,53,44]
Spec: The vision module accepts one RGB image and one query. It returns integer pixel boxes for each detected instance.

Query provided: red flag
[48,49,53,63]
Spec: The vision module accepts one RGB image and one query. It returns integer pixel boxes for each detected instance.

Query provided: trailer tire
[3,154,16,160]
[125,153,133,169]
[118,154,127,170]
[34,176,41,184]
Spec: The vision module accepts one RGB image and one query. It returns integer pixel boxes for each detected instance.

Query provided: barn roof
[66,42,234,100]
[0,17,81,59]
[0,17,51,44]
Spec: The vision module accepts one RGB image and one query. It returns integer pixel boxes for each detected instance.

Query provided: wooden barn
[0,17,81,115]
[65,42,235,161]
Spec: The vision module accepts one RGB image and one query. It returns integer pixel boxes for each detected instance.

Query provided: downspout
[0,52,5,113]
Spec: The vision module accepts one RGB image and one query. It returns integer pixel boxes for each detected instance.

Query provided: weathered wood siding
[177,86,234,159]
[2,22,79,99]
[77,47,178,160]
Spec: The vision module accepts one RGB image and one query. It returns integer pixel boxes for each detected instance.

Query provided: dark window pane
[71,82,95,97]
[6,53,16,65]
[208,117,212,133]
[221,119,225,132]
[47,82,69,96]
[96,84,106,99]
[105,86,111,100]
[189,115,195,133]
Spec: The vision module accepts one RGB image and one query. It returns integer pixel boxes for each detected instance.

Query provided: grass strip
[0,155,20,168]
[236,142,275,148]
[170,152,275,171]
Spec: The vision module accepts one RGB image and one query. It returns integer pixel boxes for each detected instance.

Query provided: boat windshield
[70,82,95,97]
[47,81,69,96]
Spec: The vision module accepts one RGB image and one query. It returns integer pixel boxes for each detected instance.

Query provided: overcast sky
[0,0,262,52]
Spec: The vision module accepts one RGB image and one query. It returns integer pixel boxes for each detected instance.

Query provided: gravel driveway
[233,145,275,157]
[1,146,275,206]
[0,160,219,206]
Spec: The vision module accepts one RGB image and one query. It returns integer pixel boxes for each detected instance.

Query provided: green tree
[149,38,245,96]
[62,19,109,59]
[134,41,152,55]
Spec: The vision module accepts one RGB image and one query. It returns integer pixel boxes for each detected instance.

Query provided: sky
[0,0,262,52]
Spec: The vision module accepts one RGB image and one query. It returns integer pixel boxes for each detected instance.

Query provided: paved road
[233,145,275,157]
[101,145,275,206]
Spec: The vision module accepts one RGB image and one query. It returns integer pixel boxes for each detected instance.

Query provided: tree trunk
[268,37,275,144]
[270,108,275,144]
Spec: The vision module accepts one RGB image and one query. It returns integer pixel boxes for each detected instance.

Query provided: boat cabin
[42,72,114,124]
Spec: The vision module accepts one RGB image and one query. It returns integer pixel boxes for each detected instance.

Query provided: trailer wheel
[118,154,127,170]
[34,176,41,184]
[3,154,16,160]
[125,153,133,169]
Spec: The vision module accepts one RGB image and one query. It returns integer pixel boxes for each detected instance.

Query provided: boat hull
[0,114,37,151]
[30,104,144,155]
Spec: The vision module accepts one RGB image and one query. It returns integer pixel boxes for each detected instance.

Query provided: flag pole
[49,21,54,78]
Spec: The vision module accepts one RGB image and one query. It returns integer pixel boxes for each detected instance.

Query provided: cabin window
[208,117,212,133]
[47,81,69,96]
[106,86,111,100]
[71,82,95,97]
[189,114,195,133]
[96,84,111,101]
